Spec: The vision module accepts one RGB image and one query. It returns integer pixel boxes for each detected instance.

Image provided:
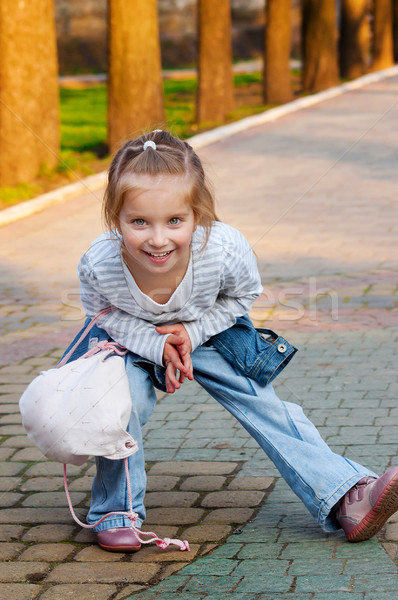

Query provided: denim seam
[198,375,317,523]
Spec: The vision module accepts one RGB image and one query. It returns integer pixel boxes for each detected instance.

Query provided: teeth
[148,251,170,258]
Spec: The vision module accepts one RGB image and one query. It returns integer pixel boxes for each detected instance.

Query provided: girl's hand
[156,323,192,358]
[158,323,194,392]
[163,340,193,393]
[156,323,193,376]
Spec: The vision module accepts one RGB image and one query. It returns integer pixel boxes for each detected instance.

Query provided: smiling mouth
[145,251,172,258]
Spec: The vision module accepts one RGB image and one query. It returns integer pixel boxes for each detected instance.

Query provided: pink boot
[336,467,398,542]
[97,527,142,552]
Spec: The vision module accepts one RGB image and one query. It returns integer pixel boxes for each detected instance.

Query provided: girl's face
[118,174,197,280]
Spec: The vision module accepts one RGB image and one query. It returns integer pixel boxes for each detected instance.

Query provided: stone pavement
[0,74,398,598]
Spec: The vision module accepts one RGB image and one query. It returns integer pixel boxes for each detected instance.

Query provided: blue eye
[169,217,180,225]
[133,219,146,226]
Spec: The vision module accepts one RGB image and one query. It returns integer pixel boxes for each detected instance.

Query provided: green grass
[60,87,107,152]
[59,73,266,151]
[1,72,276,208]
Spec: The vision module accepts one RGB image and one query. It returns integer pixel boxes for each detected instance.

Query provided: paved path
[0,75,398,599]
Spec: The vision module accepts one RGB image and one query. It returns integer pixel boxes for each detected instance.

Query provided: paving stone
[68,476,94,491]
[74,545,125,562]
[25,463,83,476]
[0,524,25,541]
[2,435,35,448]
[10,448,46,461]
[0,541,24,560]
[130,544,200,563]
[0,447,16,459]
[203,508,255,523]
[227,476,275,490]
[19,543,76,562]
[144,491,200,508]
[22,524,75,543]
[180,476,226,491]
[180,524,232,543]
[39,584,118,600]
[46,562,159,584]
[148,461,237,476]
[0,561,49,583]
[384,521,398,541]
[0,462,25,476]
[201,490,265,508]
[146,476,180,491]
[145,508,204,525]
[113,585,148,600]
[22,491,86,508]
[0,491,23,507]
[295,574,354,592]
[0,583,41,600]
[0,508,74,524]
[20,477,64,492]
[0,476,22,491]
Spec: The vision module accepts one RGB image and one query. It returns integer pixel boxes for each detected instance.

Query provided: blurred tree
[394,0,398,62]
[0,0,60,186]
[302,0,339,92]
[372,0,394,70]
[108,0,165,153]
[196,0,234,123]
[339,0,370,79]
[264,0,292,104]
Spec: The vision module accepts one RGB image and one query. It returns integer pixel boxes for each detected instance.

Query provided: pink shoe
[97,527,142,552]
[336,467,398,542]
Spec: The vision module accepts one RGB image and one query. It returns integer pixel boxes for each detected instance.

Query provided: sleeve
[78,254,167,366]
[183,231,263,351]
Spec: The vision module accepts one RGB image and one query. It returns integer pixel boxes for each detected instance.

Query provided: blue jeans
[88,345,376,533]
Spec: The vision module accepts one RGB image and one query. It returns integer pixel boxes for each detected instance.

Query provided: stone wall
[55,0,300,74]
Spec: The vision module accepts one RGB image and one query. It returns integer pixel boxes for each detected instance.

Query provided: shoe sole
[98,541,141,552]
[346,474,398,542]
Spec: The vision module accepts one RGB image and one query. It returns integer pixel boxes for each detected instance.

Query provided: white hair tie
[143,140,156,151]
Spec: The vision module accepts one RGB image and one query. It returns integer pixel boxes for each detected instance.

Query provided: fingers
[165,361,181,394]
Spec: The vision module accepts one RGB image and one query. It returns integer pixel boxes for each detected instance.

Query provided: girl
[66,130,398,553]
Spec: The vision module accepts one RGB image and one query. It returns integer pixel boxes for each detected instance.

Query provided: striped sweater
[78,221,263,366]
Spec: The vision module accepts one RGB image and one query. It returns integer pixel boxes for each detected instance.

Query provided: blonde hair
[103,131,218,244]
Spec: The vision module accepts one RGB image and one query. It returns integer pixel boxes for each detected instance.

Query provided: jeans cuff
[91,516,143,532]
[317,470,378,532]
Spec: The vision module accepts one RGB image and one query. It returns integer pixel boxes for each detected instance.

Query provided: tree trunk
[302,0,339,92]
[263,0,293,104]
[108,0,165,153]
[0,0,60,186]
[372,0,394,70]
[196,0,234,123]
[339,0,370,79]
[394,0,398,62]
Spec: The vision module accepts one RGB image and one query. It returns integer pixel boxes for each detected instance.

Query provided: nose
[148,225,167,248]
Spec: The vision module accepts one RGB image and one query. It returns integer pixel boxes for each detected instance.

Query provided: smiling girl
[68,130,398,553]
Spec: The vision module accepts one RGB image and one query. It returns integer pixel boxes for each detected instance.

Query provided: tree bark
[196,0,234,123]
[0,0,60,186]
[339,0,370,79]
[301,0,339,92]
[394,0,398,62]
[263,0,293,104]
[372,0,394,70]
[108,0,165,153]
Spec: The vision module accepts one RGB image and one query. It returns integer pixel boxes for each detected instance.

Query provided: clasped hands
[156,323,194,393]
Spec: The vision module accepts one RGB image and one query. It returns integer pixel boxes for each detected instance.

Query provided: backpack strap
[63,459,190,551]
[57,307,116,368]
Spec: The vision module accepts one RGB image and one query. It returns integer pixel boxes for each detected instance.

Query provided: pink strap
[58,307,116,368]
[59,308,190,552]
[63,460,190,551]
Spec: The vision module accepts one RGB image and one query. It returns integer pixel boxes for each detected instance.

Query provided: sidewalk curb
[1,65,398,229]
